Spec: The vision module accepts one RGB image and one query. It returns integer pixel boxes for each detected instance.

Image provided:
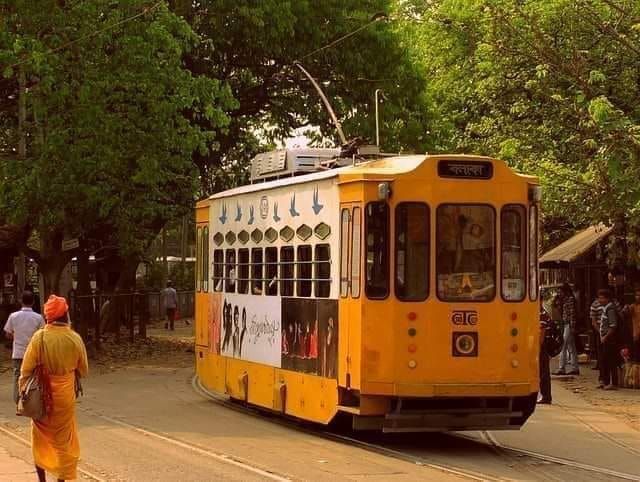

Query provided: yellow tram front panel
[337,156,539,401]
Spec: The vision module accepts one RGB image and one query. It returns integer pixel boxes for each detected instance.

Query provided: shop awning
[540,224,612,265]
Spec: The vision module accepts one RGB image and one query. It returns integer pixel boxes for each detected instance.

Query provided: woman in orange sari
[19,295,88,482]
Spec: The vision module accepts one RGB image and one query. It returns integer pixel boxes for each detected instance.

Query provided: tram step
[385,410,522,420]
[337,405,361,415]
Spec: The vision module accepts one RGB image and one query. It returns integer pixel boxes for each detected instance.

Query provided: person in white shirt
[3,290,44,403]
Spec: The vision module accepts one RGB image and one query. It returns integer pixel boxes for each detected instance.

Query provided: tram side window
[297,245,312,297]
[196,227,202,292]
[238,248,249,294]
[340,209,350,297]
[436,204,496,302]
[365,202,390,299]
[501,205,526,301]
[213,249,224,292]
[395,203,429,301]
[315,244,331,298]
[202,226,209,292]
[265,247,278,296]
[351,207,361,298]
[225,249,236,293]
[280,246,294,296]
[529,205,539,301]
[252,248,263,295]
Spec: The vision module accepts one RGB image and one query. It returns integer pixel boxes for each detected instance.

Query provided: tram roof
[202,154,531,203]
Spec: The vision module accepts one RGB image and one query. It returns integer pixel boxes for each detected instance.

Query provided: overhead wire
[299,13,387,62]
[5,1,163,71]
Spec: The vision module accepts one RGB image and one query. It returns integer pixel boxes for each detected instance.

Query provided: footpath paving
[493,359,640,477]
[0,438,35,482]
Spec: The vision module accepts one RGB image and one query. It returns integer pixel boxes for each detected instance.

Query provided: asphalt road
[1,364,639,481]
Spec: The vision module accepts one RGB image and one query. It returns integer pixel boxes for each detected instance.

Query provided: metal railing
[68,290,194,345]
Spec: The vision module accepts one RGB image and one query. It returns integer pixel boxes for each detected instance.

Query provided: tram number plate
[451,310,478,326]
[438,160,493,179]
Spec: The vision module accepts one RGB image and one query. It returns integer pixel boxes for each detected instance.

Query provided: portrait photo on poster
[281,298,338,377]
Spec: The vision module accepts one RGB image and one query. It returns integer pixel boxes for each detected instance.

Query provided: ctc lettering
[451,310,478,326]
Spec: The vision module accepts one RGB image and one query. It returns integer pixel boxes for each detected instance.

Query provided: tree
[401,0,640,260]
[0,0,235,295]
[169,0,431,194]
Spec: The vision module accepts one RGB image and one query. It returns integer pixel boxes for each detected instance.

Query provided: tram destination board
[438,160,493,179]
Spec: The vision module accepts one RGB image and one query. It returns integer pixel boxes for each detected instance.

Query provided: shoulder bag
[16,331,51,420]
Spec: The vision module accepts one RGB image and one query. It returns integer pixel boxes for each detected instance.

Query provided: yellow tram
[194,149,541,432]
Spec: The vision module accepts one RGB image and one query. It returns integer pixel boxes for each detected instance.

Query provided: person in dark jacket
[538,302,552,404]
[597,289,619,390]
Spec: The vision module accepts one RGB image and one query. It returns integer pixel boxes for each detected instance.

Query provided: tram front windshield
[436,205,496,301]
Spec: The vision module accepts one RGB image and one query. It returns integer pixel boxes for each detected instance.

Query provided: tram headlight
[377,182,392,200]
[528,184,542,203]
[452,332,478,357]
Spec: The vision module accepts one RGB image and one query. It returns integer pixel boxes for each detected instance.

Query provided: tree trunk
[162,226,168,285]
[38,231,71,299]
[76,239,90,341]
[40,260,65,299]
[112,254,140,342]
[18,66,26,159]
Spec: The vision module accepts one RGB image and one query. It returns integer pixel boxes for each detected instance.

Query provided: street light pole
[375,89,383,147]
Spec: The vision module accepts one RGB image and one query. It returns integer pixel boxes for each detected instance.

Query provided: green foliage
[142,261,193,291]
[400,0,640,258]
[0,1,235,271]
[175,0,430,193]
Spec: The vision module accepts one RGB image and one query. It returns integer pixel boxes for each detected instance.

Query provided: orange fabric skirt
[32,372,79,480]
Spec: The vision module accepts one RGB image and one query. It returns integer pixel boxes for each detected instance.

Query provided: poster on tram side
[220,293,282,367]
[281,298,338,378]
[209,292,222,354]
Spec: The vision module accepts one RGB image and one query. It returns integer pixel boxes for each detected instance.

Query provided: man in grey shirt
[161,281,187,330]
[3,291,44,403]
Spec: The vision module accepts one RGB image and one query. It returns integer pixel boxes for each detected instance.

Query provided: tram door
[338,203,363,390]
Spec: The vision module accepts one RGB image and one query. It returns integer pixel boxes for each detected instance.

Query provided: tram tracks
[191,376,500,481]
[3,373,635,481]
[474,430,639,481]
[553,399,640,458]
[74,406,291,482]
[0,395,290,481]
[192,375,640,481]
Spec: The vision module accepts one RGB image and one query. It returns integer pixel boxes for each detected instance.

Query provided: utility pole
[161,227,168,286]
[17,66,27,297]
[181,215,187,268]
[375,89,383,147]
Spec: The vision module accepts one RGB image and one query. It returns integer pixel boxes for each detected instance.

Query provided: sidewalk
[494,366,640,476]
[551,356,640,432]
[0,444,35,482]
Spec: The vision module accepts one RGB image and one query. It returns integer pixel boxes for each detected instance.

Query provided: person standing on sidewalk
[161,280,177,330]
[20,295,88,482]
[590,296,604,372]
[538,302,553,404]
[554,284,579,375]
[622,287,640,362]
[161,280,188,330]
[3,291,44,403]
[597,289,619,390]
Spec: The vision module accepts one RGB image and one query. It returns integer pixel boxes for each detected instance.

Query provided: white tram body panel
[207,171,340,370]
